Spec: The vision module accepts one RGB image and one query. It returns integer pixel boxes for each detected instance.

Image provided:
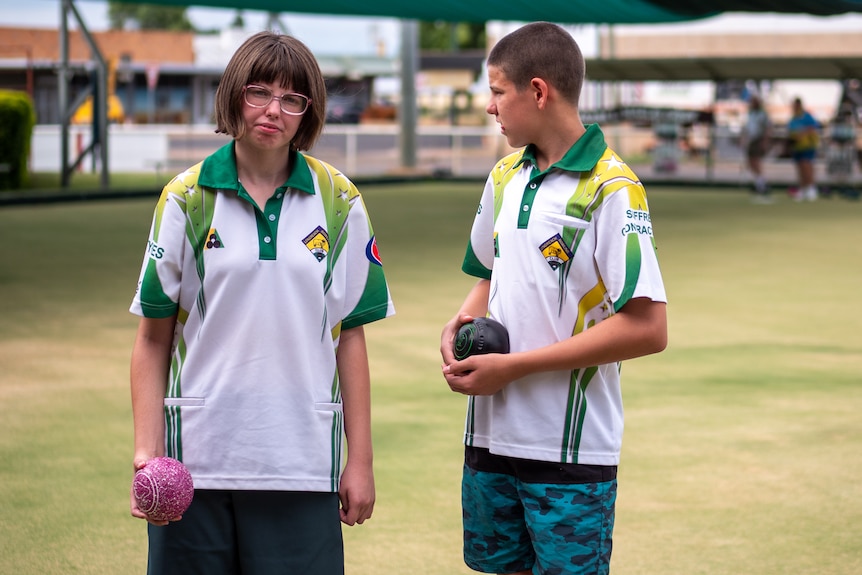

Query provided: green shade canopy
[92,0,714,24]
[648,0,862,17]
[87,0,861,22]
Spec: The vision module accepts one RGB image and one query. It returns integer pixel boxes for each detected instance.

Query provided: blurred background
[1,1,861,190]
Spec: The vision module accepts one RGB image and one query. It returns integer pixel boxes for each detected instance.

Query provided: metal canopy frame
[60,0,109,188]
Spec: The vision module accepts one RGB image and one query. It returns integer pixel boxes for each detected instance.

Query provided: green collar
[517,123,608,175]
[198,141,316,195]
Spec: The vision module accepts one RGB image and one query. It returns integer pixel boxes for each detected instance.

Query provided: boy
[440,22,667,575]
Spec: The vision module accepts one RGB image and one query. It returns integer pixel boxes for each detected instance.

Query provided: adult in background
[787,96,822,201]
[440,22,667,575]
[129,31,395,574]
[744,94,773,202]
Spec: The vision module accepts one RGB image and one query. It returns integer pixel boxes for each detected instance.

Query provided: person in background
[787,96,821,201]
[440,22,667,575]
[743,94,773,203]
[129,31,395,574]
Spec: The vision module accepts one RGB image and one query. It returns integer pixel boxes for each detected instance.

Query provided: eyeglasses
[243,85,310,115]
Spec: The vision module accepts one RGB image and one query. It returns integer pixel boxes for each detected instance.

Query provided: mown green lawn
[1,182,860,574]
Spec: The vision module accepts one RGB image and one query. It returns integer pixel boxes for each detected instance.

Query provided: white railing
[31,123,511,178]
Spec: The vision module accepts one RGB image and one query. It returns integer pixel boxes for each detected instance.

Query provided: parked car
[325,94,365,124]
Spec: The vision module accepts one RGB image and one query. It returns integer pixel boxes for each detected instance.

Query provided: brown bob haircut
[487,22,585,106]
[214,31,327,151]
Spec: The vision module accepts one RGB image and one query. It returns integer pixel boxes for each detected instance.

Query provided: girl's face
[237,80,307,152]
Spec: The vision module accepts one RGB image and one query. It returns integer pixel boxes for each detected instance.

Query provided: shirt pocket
[313,402,343,413]
[533,211,591,230]
[164,397,205,408]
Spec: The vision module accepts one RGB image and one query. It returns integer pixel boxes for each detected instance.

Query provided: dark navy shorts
[462,446,617,575]
[147,490,344,575]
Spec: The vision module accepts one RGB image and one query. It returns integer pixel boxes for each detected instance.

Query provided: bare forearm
[458,279,491,318]
[130,317,175,465]
[508,299,667,379]
[336,325,377,525]
[338,326,373,466]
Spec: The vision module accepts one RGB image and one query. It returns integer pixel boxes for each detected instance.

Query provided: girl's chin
[239,132,291,149]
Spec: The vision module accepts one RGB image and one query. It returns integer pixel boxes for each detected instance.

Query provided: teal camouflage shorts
[462,447,617,575]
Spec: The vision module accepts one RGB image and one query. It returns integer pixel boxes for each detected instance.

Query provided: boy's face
[486,64,537,149]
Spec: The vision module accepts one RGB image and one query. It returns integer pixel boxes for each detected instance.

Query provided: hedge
[0,90,37,191]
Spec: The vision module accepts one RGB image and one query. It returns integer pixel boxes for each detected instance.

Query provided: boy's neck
[531,113,586,171]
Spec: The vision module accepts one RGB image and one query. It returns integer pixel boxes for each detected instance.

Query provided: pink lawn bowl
[133,457,194,521]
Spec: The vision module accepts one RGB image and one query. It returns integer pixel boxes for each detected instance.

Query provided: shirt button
[264,236,272,244]
[522,205,529,212]
[276,193,283,199]
[530,183,537,189]
[268,214,276,221]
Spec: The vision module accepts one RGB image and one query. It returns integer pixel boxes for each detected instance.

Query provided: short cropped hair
[487,22,584,105]
[214,31,326,151]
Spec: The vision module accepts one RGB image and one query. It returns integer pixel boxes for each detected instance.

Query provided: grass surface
[1,183,861,574]
[18,171,167,192]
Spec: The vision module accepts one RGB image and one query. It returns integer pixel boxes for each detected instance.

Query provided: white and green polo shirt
[130,142,394,492]
[461,124,666,465]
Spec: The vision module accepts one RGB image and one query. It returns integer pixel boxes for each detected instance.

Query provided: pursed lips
[256,122,281,133]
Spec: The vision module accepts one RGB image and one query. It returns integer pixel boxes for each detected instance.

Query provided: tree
[108,1,193,31]
[420,22,486,51]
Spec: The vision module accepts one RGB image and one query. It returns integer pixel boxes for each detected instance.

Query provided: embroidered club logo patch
[303,226,330,262]
[539,233,573,270]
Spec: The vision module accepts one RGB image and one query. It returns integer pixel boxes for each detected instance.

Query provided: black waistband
[465,446,617,484]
